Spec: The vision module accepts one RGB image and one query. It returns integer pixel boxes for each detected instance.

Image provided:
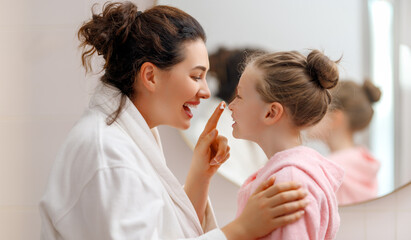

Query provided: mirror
[157,0,411,205]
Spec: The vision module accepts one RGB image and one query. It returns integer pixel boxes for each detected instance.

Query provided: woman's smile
[183,101,200,119]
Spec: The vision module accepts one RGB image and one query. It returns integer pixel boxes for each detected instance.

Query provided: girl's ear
[139,62,157,92]
[264,102,284,125]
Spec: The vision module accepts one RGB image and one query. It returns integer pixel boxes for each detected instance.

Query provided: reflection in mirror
[158,0,411,205]
[304,80,382,205]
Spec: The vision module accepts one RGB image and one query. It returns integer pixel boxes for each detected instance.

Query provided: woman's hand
[184,101,230,223]
[190,101,230,179]
[222,177,308,240]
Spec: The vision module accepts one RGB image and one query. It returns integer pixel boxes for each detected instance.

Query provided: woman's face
[228,64,268,141]
[155,39,211,129]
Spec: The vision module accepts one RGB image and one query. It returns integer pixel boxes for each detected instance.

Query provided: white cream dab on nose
[220,102,225,110]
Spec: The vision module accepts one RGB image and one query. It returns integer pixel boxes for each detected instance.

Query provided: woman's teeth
[183,103,198,109]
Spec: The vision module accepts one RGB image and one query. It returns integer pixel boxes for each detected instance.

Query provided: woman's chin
[178,120,191,130]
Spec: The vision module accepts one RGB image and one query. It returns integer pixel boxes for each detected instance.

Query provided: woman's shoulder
[57,109,143,172]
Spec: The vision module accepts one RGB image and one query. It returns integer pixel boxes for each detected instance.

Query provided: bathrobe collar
[89,83,204,235]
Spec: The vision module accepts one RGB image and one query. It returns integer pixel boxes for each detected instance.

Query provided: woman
[39,2,308,239]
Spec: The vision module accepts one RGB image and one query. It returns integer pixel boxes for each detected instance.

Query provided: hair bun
[78,2,140,71]
[307,50,340,89]
[362,78,381,103]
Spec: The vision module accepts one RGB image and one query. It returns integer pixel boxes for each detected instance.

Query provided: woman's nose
[198,80,211,99]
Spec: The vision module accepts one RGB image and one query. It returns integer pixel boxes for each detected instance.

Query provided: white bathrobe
[39,83,226,240]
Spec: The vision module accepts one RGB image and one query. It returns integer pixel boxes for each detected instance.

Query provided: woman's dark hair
[78,1,206,124]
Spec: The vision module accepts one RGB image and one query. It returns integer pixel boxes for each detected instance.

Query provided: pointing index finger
[202,101,226,135]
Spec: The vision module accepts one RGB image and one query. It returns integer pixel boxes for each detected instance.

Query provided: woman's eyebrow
[191,65,207,71]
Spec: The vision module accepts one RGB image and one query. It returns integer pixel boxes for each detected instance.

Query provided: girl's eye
[192,76,202,81]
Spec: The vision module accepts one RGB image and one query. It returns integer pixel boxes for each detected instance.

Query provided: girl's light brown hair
[250,50,340,128]
[330,79,381,131]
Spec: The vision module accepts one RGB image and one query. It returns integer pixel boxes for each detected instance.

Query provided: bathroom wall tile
[396,183,411,211]
[339,202,365,213]
[363,192,397,211]
[0,206,40,240]
[365,211,396,240]
[336,211,366,240]
[0,116,80,206]
[397,211,411,240]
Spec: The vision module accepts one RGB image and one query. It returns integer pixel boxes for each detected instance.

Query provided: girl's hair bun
[362,78,381,103]
[307,50,340,89]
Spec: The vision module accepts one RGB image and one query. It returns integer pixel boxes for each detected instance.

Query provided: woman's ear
[264,102,284,125]
[138,62,157,92]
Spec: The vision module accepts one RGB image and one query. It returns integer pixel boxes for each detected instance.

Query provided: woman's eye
[192,76,202,81]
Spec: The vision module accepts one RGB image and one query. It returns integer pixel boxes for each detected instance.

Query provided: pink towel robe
[236,146,344,240]
[330,147,380,205]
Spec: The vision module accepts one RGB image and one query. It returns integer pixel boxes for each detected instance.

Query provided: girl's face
[155,39,211,129]
[228,64,268,141]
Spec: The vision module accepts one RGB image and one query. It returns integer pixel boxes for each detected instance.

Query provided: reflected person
[307,79,382,205]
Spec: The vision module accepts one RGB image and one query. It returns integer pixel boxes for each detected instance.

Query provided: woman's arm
[184,102,230,223]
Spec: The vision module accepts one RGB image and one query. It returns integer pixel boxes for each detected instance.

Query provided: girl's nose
[228,101,234,111]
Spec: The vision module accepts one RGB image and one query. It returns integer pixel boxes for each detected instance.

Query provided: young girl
[307,79,381,205]
[229,50,345,239]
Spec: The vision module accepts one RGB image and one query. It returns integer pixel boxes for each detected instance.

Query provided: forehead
[178,39,209,69]
[238,64,262,90]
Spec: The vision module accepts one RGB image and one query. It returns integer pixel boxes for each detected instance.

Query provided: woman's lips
[183,101,200,119]
[183,105,193,118]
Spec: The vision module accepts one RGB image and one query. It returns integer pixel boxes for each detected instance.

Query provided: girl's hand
[222,177,309,240]
[191,101,230,179]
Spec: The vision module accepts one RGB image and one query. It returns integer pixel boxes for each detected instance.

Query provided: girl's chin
[232,129,240,139]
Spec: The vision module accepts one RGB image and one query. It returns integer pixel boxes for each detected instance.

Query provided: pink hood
[236,146,344,240]
[330,147,380,205]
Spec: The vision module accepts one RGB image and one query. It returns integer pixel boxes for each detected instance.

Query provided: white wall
[0,0,154,239]
[158,0,366,81]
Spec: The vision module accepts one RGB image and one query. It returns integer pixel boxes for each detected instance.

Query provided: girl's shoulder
[257,146,344,193]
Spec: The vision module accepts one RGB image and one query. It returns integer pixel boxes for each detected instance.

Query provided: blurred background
[1,0,410,239]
